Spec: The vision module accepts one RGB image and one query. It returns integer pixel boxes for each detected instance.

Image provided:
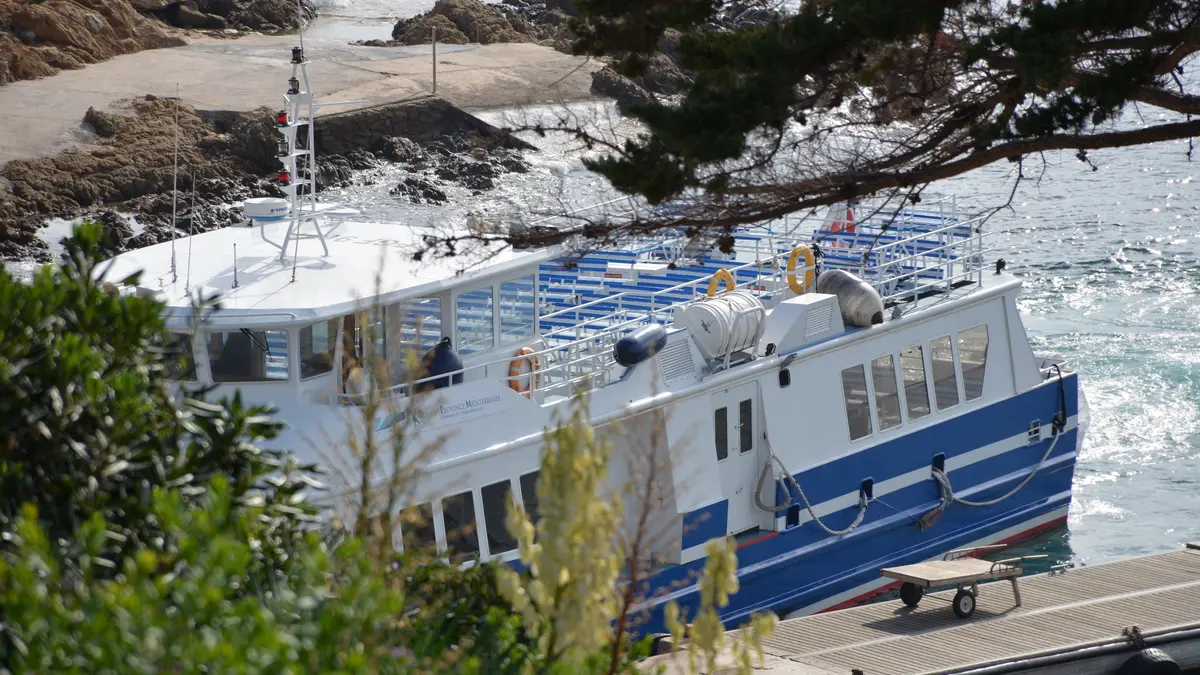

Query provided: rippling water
[10,9,1200,570]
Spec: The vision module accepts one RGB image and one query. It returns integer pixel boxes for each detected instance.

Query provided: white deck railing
[341,199,990,407]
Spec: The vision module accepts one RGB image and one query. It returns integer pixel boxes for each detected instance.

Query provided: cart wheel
[900,582,923,607]
[952,589,976,618]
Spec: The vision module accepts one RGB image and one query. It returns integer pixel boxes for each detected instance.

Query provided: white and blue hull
[636,372,1080,635]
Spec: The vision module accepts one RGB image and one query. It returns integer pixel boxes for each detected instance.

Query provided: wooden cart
[879,545,1048,618]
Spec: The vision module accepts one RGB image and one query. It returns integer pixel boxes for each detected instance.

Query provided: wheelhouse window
[400,502,436,553]
[900,346,930,420]
[499,275,536,346]
[519,471,541,526]
[958,324,989,401]
[207,329,289,382]
[930,335,960,410]
[299,319,337,379]
[841,364,873,440]
[164,332,196,381]
[481,479,518,556]
[871,355,902,431]
[393,297,443,352]
[440,491,480,563]
[455,287,494,356]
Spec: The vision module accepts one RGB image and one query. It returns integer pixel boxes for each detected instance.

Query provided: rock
[129,0,172,10]
[499,156,530,173]
[390,176,448,204]
[228,107,280,174]
[84,106,124,137]
[392,14,469,45]
[375,136,423,163]
[636,52,690,95]
[590,66,654,113]
[391,0,529,45]
[0,0,183,86]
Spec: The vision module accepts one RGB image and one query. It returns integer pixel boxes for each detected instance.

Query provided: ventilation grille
[803,303,835,340]
[659,339,697,384]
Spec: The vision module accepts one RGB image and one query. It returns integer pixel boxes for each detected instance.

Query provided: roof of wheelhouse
[99,220,558,328]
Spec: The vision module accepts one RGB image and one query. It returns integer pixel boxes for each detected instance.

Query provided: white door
[713,381,763,535]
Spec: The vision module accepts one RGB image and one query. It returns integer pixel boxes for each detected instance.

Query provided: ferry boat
[97,45,1087,637]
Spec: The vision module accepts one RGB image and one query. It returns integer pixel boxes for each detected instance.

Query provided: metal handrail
[341,201,984,406]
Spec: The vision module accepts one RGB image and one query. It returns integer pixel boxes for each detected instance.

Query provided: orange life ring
[508,346,541,396]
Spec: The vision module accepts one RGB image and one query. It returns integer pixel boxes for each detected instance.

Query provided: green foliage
[0,476,415,674]
[0,221,319,583]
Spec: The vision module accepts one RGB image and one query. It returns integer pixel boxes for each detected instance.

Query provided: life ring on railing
[786,244,815,295]
[508,346,542,397]
[706,268,736,297]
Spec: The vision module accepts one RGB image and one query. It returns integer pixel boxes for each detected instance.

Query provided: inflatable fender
[614,324,668,367]
[815,268,884,327]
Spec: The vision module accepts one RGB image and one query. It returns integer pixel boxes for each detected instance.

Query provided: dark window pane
[871,355,902,431]
[714,407,728,461]
[738,399,753,454]
[930,336,960,410]
[440,491,480,562]
[841,364,873,440]
[519,471,540,526]
[299,319,338,379]
[958,324,989,401]
[400,502,436,553]
[900,346,931,420]
[208,329,289,382]
[482,480,517,555]
[165,332,196,381]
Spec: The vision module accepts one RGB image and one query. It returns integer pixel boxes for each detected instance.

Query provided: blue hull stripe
[631,373,1079,635]
[682,500,729,550]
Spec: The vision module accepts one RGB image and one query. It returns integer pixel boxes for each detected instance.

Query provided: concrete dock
[0,30,603,168]
[644,542,1200,675]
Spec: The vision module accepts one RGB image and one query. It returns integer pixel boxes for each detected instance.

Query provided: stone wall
[313,95,534,155]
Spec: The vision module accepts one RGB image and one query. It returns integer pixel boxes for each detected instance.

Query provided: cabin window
[714,407,729,460]
[738,399,754,453]
[499,275,536,346]
[164,332,196,381]
[958,324,989,401]
[394,297,444,352]
[400,502,436,553]
[299,319,338,379]
[900,346,930,420]
[481,480,518,555]
[871,355,902,431]
[207,329,289,382]
[930,335,960,410]
[519,471,541,526]
[455,287,495,356]
[841,364,873,440]
[440,491,480,562]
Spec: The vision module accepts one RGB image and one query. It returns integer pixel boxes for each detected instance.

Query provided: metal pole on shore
[432,26,437,95]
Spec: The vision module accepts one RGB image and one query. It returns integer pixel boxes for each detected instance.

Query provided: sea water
[10,11,1199,570]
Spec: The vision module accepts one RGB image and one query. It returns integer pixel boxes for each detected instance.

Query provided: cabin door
[713,381,763,536]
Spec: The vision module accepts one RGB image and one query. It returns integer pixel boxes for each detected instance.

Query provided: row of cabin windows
[714,398,755,461]
[842,324,990,441]
[392,470,541,562]
[163,276,538,384]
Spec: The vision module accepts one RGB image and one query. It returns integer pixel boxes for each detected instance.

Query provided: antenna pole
[170,83,180,283]
[186,172,196,290]
[232,243,239,289]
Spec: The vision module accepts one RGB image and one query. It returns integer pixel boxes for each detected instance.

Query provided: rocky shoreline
[0,96,535,261]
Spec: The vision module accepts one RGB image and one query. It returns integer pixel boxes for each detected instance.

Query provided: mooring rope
[754,453,869,536]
